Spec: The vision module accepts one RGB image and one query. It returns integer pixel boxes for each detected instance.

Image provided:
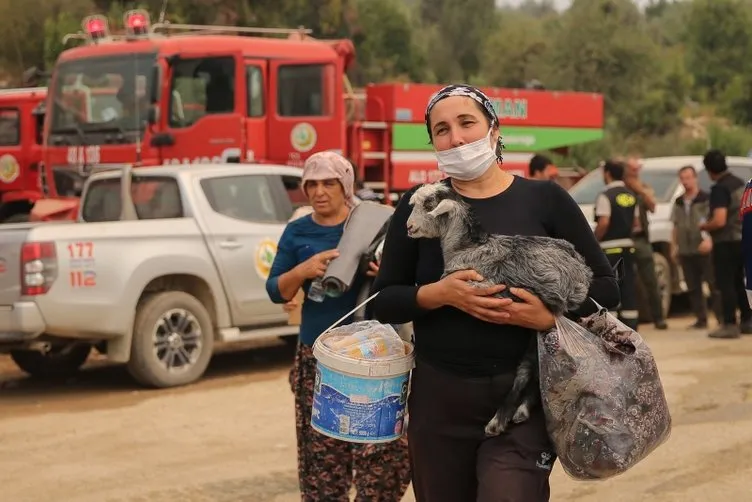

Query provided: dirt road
[2,320,752,502]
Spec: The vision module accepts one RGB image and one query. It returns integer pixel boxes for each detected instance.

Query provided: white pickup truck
[0,163,307,387]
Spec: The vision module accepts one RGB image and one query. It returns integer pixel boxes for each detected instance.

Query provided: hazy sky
[497,0,651,9]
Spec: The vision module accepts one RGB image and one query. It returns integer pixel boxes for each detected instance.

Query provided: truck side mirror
[147,105,159,125]
[149,64,161,105]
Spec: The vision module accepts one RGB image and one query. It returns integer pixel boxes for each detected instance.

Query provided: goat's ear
[428,199,455,218]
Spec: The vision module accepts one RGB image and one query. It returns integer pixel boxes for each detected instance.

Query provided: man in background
[700,149,752,338]
[625,156,668,330]
[528,154,559,181]
[594,160,640,331]
[670,165,721,329]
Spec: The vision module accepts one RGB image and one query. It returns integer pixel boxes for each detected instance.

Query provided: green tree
[685,0,752,99]
[479,11,549,88]
[545,0,664,135]
[418,0,496,82]
[350,0,425,84]
[644,0,690,47]
[720,73,752,126]
[0,0,94,81]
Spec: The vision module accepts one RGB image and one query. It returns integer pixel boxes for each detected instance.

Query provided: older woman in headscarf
[265,151,411,502]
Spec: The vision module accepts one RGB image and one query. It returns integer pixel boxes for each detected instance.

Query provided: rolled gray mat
[322,201,394,297]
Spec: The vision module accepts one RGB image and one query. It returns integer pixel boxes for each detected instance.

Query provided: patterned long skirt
[290,343,412,501]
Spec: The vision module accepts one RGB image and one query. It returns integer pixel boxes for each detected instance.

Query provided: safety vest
[595,184,637,250]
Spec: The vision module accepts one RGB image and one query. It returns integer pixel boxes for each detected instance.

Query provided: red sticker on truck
[69,270,97,288]
[67,241,96,288]
[67,241,94,259]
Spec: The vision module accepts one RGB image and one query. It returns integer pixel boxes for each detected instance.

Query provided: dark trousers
[606,249,639,331]
[408,359,555,502]
[679,254,722,324]
[634,236,665,322]
[712,241,752,325]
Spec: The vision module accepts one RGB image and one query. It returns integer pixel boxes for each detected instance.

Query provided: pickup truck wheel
[128,291,214,388]
[10,343,91,378]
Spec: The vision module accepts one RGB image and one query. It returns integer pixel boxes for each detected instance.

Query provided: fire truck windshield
[49,52,156,143]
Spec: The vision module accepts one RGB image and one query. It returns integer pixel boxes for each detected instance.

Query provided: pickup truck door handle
[219,240,242,250]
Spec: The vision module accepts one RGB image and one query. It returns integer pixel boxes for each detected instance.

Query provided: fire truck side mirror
[147,105,159,125]
[149,64,161,105]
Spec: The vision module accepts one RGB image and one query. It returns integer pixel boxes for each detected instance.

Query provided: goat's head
[406,182,465,239]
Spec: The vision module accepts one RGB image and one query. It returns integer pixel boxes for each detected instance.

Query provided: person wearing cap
[594,159,640,331]
[264,151,410,501]
[371,84,619,501]
[528,154,559,181]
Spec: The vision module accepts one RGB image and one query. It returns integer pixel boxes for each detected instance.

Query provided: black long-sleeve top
[371,177,620,377]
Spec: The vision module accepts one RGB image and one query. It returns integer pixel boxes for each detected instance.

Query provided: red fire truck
[32,10,604,221]
[0,87,46,222]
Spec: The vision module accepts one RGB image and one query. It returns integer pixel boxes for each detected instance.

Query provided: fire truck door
[268,59,344,166]
[158,52,246,165]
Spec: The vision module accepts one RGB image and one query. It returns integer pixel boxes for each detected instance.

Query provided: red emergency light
[124,9,151,36]
[82,15,109,41]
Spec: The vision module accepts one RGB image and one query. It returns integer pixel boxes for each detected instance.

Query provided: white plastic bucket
[311,331,415,443]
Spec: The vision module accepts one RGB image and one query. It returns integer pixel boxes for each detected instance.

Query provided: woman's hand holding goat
[424,270,512,324]
[420,270,556,330]
[495,287,556,331]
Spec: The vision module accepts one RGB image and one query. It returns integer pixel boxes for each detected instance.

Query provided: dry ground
[1,318,751,502]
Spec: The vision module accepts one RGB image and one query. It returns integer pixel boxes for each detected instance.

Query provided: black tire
[10,343,91,378]
[127,291,214,388]
[3,212,29,223]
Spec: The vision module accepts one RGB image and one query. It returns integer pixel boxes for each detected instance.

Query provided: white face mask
[435,128,497,181]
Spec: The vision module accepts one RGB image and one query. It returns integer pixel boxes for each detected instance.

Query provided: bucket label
[312,364,409,442]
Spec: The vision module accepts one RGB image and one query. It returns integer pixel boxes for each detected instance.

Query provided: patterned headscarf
[424,84,504,162]
[301,151,356,207]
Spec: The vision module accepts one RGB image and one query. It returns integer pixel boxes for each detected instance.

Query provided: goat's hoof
[512,403,530,424]
[484,416,506,437]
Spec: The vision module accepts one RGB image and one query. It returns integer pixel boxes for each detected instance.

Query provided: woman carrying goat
[371,84,620,502]
[265,151,411,501]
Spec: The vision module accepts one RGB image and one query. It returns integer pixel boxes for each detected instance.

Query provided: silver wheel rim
[152,308,202,372]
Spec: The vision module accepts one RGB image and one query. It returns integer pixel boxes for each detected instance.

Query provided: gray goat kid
[406,182,593,437]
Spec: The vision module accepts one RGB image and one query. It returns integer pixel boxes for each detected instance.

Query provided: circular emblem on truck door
[0,154,19,184]
[290,123,317,153]
[255,238,278,280]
